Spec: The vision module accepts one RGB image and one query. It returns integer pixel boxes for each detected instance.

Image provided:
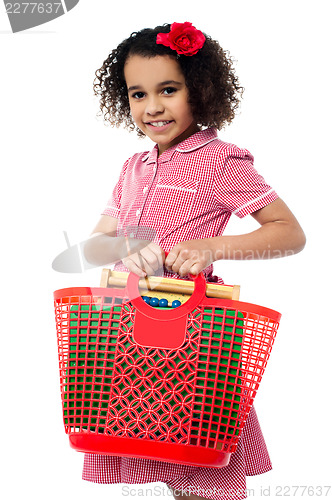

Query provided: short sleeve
[101,158,130,218]
[213,147,279,218]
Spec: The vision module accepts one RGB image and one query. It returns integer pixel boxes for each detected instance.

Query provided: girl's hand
[121,241,165,278]
[165,239,214,277]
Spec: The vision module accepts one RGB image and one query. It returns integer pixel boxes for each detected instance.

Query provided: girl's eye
[162,87,177,95]
[132,91,145,99]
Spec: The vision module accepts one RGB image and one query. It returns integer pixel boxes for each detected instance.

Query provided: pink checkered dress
[82,128,278,499]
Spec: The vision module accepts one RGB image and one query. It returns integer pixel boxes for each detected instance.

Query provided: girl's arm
[83,215,164,275]
[212,197,306,260]
[83,215,124,266]
[165,198,306,277]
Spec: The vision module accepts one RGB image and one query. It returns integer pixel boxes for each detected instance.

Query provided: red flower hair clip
[156,22,205,56]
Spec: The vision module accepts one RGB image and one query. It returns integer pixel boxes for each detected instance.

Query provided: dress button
[143,186,148,194]
[136,209,140,216]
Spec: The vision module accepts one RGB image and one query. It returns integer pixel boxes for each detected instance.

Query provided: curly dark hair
[93,24,244,136]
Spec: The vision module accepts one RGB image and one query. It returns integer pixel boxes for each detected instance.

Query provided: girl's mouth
[145,120,174,130]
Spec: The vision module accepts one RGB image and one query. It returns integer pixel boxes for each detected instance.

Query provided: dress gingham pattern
[102,128,278,284]
[83,128,277,498]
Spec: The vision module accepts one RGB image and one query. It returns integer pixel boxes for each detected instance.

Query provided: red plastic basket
[53,272,281,468]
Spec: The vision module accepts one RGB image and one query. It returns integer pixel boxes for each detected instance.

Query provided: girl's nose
[145,96,164,115]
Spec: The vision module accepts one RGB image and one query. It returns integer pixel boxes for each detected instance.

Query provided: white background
[1,1,331,498]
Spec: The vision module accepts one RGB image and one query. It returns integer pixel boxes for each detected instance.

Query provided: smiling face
[124,55,199,155]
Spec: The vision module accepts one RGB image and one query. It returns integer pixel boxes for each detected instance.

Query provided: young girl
[83,22,305,500]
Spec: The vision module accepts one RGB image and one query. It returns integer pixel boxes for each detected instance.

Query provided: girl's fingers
[187,262,201,276]
[137,254,156,276]
[140,245,164,272]
[165,250,177,269]
[126,263,146,277]
[152,243,166,268]
[170,254,201,277]
[122,254,154,277]
[122,257,146,277]
[122,243,165,277]
[166,254,184,274]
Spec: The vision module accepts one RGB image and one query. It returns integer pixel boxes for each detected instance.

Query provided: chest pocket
[145,175,199,237]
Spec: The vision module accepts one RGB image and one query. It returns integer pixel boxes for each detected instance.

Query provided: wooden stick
[102,270,240,300]
[100,268,111,288]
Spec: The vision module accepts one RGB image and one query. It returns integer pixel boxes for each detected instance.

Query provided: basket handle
[126,269,206,348]
[125,253,207,321]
